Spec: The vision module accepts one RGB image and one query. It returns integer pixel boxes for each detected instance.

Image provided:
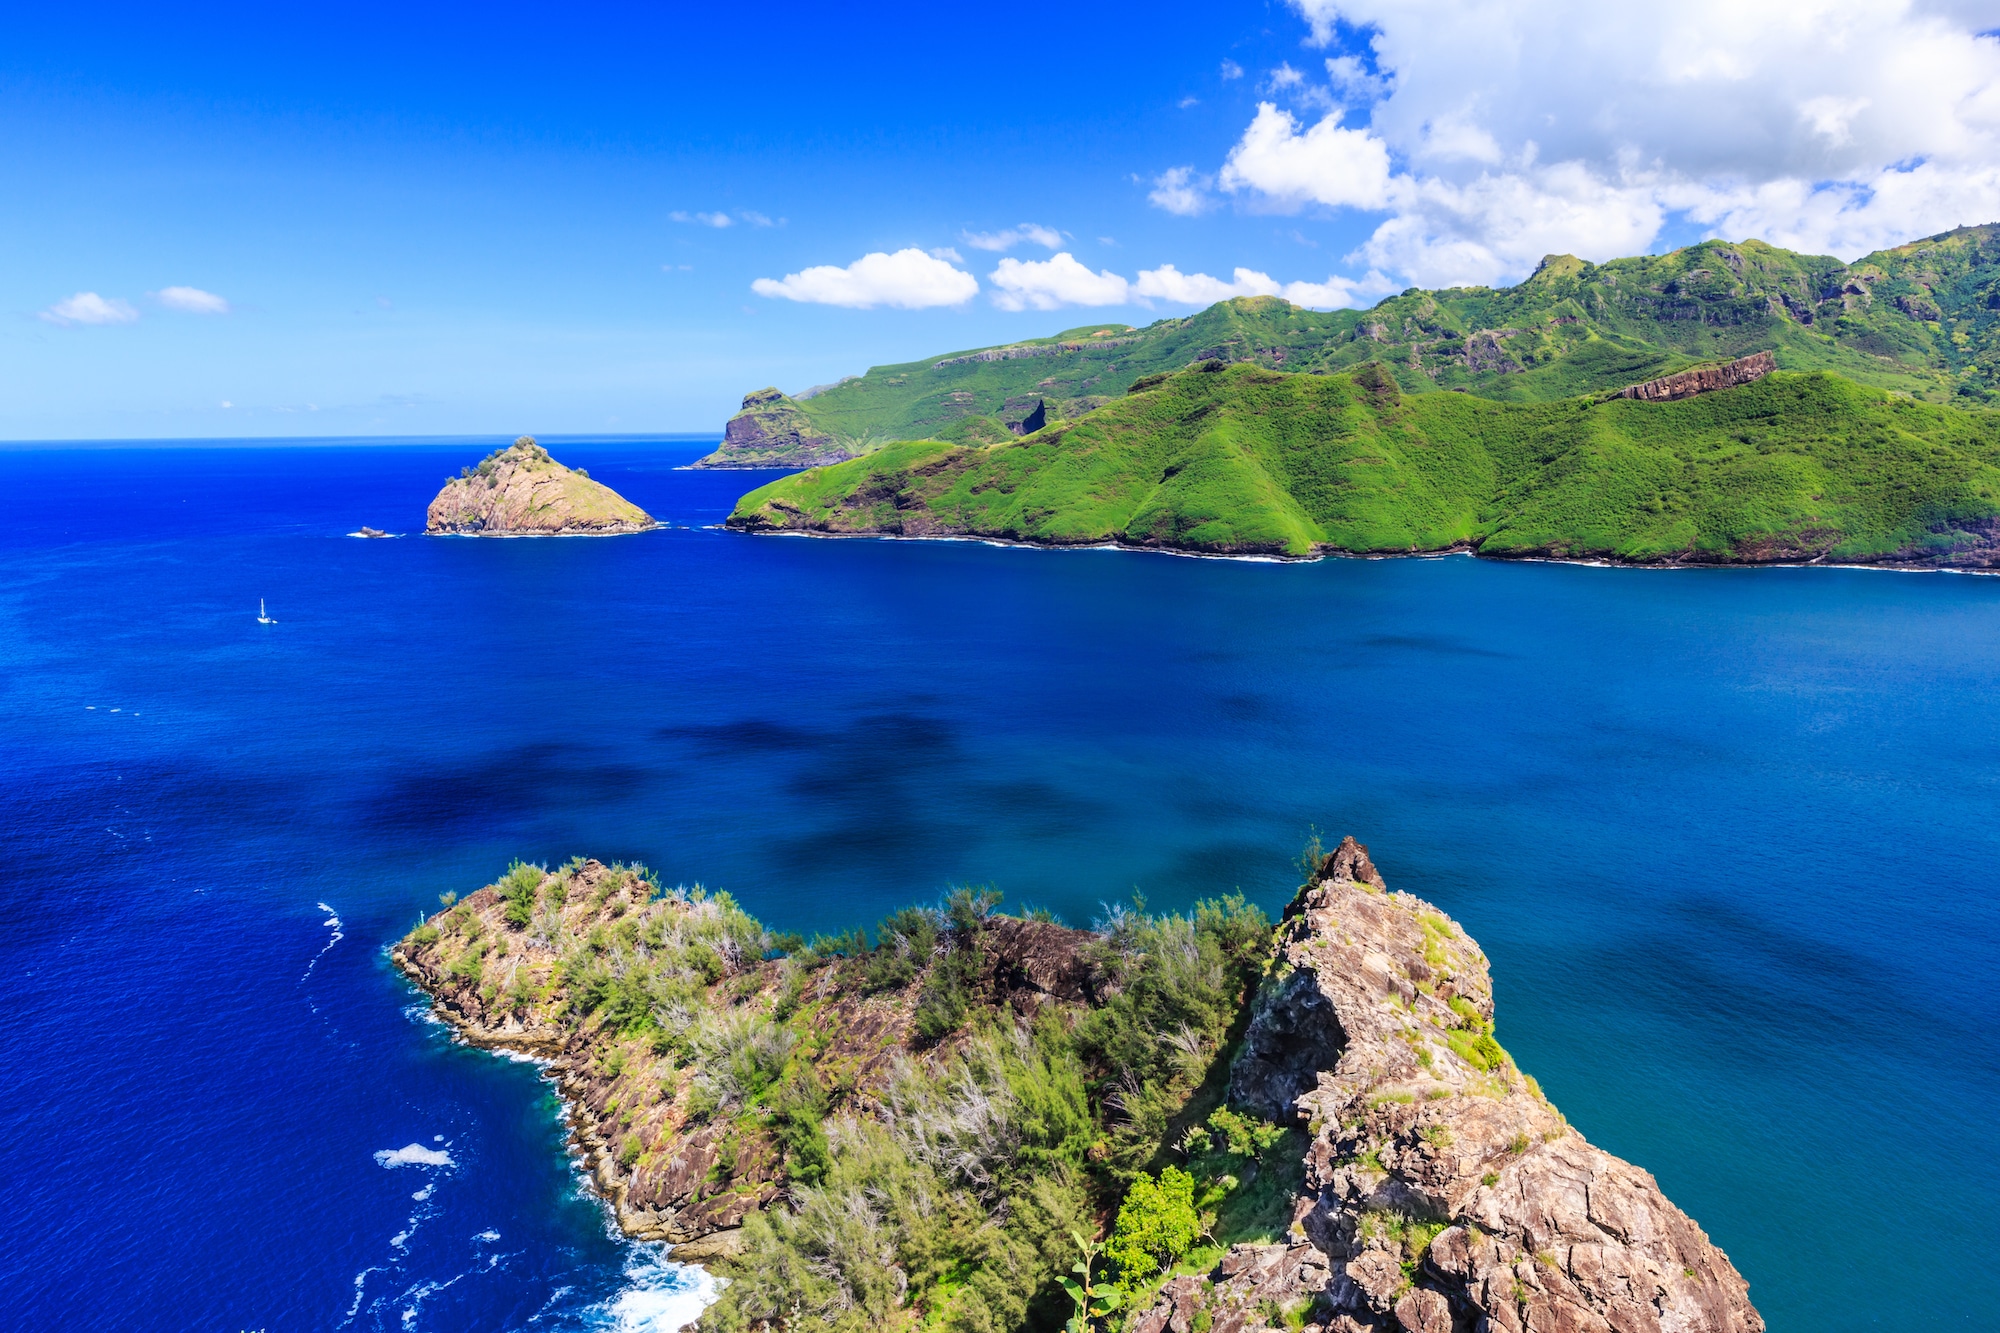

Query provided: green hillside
[728,359,2000,567]
[730,225,2000,462]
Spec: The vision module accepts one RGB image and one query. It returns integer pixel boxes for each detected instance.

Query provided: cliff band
[1618,353,1776,403]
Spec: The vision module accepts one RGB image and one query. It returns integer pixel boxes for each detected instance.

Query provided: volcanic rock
[426,437,656,535]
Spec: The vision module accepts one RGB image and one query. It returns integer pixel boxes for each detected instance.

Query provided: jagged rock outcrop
[426,437,656,535]
[1134,837,1762,1333]
[1618,352,1775,402]
[695,388,850,468]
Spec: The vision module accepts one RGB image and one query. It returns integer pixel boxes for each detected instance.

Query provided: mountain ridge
[703,224,2000,469]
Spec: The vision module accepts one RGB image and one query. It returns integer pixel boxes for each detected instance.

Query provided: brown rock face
[695,388,850,468]
[1141,837,1763,1333]
[1617,352,1776,402]
[426,437,656,535]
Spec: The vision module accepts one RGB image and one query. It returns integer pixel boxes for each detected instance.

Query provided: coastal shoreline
[390,951,742,1268]
[724,524,2000,574]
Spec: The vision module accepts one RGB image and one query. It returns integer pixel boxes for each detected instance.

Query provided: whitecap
[375,1143,453,1169]
[585,1245,721,1332]
[302,901,345,980]
[474,1229,500,1242]
[412,1185,433,1201]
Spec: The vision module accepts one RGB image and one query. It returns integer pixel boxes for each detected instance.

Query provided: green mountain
[706,224,2000,467]
[728,359,2000,567]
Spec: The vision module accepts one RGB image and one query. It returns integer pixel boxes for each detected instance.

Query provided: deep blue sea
[1,437,1994,1331]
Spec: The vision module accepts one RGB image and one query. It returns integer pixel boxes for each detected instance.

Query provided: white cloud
[1267,63,1306,90]
[929,246,965,262]
[154,286,229,314]
[1163,0,2000,288]
[670,210,734,228]
[751,249,978,309]
[1149,166,1212,216]
[39,292,138,326]
[740,210,775,227]
[989,253,1132,310]
[1221,59,1245,80]
[961,223,1064,252]
[979,256,1395,312]
[1220,103,1397,211]
[1133,263,1395,309]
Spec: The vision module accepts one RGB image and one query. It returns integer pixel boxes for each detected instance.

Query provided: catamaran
[257,599,277,624]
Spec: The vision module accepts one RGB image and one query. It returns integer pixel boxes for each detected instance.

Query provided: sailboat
[257,599,277,625]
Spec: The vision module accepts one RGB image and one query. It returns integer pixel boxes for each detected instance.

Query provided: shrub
[912,941,978,1043]
[619,1134,642,1167]
[865,906,939,992]
[407,924,440,948]
[499,860,543,930]
[770,1069,831,1186]
[1106,1165,1201,1287]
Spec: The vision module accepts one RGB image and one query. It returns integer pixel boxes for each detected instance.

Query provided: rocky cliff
[393,841,1760,1333]
[426,437,656,535]
[695,388,851,468]
[1131,838,1762,1333]
[1618,352,1776,403]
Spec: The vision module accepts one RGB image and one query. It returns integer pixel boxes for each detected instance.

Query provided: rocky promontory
[1132,838,1763,1333]
[694,388,851,469]
[426,437,656,535]
[394,839,1759,1333]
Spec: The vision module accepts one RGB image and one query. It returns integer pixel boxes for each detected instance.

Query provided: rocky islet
[425,436,657,535]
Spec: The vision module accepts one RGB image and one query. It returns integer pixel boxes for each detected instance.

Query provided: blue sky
[7,1,1999,439]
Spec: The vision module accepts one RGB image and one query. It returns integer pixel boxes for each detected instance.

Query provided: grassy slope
[775,225,2000,451]
[732,362,2000,563]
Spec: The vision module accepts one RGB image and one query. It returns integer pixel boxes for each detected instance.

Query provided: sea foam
[375,1143,453,1169]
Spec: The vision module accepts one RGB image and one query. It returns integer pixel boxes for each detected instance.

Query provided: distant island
[705,224,2000,474]
[394,837,1762,1333]
[427,437,657,535]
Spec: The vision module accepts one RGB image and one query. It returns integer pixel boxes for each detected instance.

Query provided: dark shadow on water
[360,741,653,832]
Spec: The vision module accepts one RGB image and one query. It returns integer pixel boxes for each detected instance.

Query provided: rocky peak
[425,437,656,535]
[1139,836,1763,1333]
[695,387,850,469]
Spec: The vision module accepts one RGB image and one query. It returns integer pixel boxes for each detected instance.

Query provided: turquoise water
[1,437,1993,1329]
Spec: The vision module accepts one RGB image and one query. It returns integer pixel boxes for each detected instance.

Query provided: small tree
[1106,1165,1201,1287]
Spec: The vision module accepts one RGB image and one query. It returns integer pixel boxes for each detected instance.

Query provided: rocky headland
[695,389,853,469]
[426,437,656,535]
[394,839,1760,1333]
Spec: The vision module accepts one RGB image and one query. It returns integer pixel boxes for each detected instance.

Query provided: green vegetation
[731,226,2000,466]
[733,359,2000,564]
[702,892,1275,1333]
[403,859,1287,1333]
[1105,1166,1201,1289]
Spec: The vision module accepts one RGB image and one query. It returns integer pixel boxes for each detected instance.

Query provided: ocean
[0,437,1992,1330]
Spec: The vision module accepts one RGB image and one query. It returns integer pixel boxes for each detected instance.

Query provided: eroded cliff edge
[426,437,657,535]
[1131,838,1762,1333]
[392,841,1760,1333]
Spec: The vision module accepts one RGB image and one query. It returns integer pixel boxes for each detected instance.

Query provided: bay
[0,437,1992,1330]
